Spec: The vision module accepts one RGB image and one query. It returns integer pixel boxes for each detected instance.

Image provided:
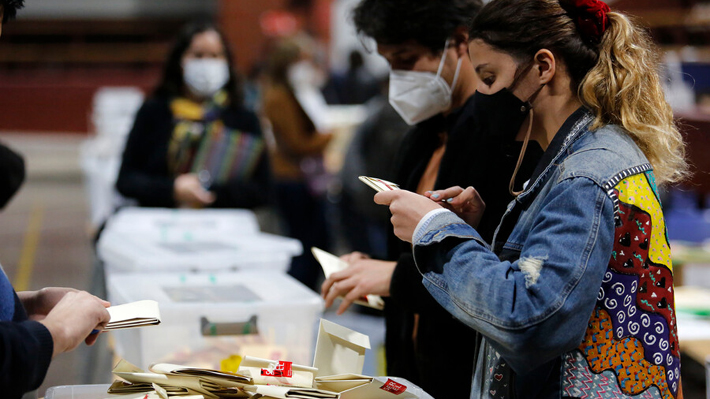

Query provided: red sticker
[380,379,407,395]
[261,361,293,378]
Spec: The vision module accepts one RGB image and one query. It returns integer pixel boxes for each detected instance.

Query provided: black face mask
[471,64,545,196]
[0,143,26,209]
[471,88,532,143]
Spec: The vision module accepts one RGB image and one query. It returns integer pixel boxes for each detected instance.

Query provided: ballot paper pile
[107,319,434,399]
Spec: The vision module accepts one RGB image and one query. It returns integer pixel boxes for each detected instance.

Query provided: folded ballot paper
[244,385,338,399]
[110,359,252,398]
[311,320,432,398]
[311,248,385,310]
[107,319,434,399]
[103,300,161,331]
[238,356,318,388]
[315,375,433,399]
[358,176,400,192]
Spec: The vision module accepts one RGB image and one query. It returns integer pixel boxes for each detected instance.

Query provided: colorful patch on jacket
[564,169,680,399]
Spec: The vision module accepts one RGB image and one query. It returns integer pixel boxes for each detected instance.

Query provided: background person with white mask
[117,22,271,210]
[320,0,543,397]
[261,38,334,291]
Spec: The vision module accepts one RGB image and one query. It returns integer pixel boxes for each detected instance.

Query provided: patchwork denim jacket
[412,109,680,399]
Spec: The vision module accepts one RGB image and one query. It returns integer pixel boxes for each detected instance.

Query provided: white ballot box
[45,385,113,399]
[97,228,302,275]
[104,207,261,236]
[107,271,324,370]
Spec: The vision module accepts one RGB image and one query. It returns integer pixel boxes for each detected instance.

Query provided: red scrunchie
[562,0,610,44]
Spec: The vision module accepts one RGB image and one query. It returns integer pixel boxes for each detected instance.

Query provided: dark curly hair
[352,0,483,53]
[153,21,244,109]
[1,0,24,23]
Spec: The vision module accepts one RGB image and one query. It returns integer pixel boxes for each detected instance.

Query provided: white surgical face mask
[388,40,463,125]
[183,58,230,99]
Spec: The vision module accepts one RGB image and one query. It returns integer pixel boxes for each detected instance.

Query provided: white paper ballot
[311,248,385,310]
[104,300,161,330]
[313,319,370,377]
[358,176,400,193]
[238,356,317,388]
[246,384,338,399]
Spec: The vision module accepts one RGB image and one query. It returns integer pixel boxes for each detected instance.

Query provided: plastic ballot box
[45,385,114,399]
[107,271,324,370]
[97,228,302,275]
[104,207,261,237]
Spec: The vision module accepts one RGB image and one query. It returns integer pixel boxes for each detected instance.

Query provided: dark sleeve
[0,300,53,399]
[0,143,25,209]
[209,110,272,209]
[386,124,444,312]
[116,99,176,207]
[389,252,444,313]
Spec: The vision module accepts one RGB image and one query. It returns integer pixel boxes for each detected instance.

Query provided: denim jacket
[412,109,680,399]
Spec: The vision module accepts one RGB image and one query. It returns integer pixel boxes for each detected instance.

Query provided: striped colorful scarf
[168,91,265,187]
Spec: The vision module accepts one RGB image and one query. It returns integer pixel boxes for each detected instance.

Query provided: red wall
[0,67,160,133]
[219,0,333,73]
[219,0,288,74]
[0,1,334,134]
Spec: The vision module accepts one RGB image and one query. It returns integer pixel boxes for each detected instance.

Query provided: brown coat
[262,84,333,181]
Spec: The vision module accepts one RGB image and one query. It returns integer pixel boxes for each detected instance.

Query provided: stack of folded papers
[103,300,162,330]
[106,319,434,399]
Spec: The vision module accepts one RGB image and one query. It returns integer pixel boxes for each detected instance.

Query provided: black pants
[274,181,330,291]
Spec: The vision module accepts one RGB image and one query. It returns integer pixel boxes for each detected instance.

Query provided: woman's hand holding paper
[374,190,443,243]
[425,186,485,228]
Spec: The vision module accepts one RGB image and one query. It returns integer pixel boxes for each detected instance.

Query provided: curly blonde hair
[470,0,688,186]
[580,12,687,185]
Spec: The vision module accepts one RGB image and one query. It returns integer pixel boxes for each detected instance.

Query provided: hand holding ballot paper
[103,300,161,330]
[312,176,399,315]
[313,248,386,314]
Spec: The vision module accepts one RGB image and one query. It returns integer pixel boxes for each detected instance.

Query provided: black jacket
[384,95,542,398]
[116,96,271,209]
[0,274,54,399]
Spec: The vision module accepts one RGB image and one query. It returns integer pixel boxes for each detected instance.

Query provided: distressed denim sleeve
[413,177,615,374]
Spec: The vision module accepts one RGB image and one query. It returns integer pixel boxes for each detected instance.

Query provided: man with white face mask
[320,0,543,397]
[388,38,464,126]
